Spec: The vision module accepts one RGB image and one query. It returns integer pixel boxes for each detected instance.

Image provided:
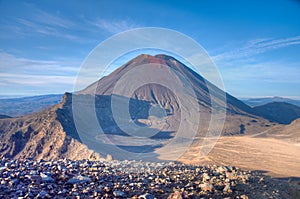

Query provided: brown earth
[179,136,300,178]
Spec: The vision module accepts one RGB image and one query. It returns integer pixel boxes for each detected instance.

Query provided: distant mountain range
[0,94,63,117]
[242,96,300,107]
[253,102,300,124]
[1,91,299,124]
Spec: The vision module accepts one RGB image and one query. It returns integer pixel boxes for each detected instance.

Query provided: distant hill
[242,96,300,107]
[0,114,11,119]
[0,95,25,99]
[253,102,300,124]
[0,94,63,117]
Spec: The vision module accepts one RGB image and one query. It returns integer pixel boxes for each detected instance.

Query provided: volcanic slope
[79,54,274,136]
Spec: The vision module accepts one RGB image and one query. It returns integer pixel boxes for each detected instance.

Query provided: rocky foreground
[0,158,298,199]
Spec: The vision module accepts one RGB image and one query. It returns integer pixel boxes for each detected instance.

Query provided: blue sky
[0,0,300,98]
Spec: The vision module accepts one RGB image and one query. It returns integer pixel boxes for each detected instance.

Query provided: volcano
[0,54,274,161]
[80,54,253,115]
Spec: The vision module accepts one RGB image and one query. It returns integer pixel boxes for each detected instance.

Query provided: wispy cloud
[207,36,300,98]
[0,73,75,86]
[0,51,100,94]
[213,36,300,62]
[0,51,80,89]
[220,61,300,83]
[15,18,84,42]
[88,18,140,34]
[9,11,139,41]
[33,10,75,29]
[0,6,90,42]
[0,51,79,75]
[1,2,140,42]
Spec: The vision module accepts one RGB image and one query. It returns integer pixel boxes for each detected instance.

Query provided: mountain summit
[80,54,252,115]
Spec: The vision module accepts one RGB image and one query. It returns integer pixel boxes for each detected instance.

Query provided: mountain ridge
[242,96,300,107]
[253,102,300,124]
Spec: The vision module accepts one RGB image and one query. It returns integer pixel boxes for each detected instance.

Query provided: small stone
[29,175,42,184]
[104,186,111,193]
[139,193,155,199]
[216,166,228,173]
[25,192,34,198]
[40,173,54,183]
[240,194,249,199]
[9,179,19,186]
[93,192,98,197]
[167,191,183,199]
[113,190,125,197]
[88,167,98,172]
[15,189,23,196]
[202,173,210,181]
[36,190,48,198]
[223,184,232,193]
[263,184,268,189]
[106,154,113,161]
[259,177,264,182]
[82,188,90,194]
[67,175,91,184]
[0,166,6,171]
[57,174,69,181]
[199,183,214,192]
[58,189,67,195]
